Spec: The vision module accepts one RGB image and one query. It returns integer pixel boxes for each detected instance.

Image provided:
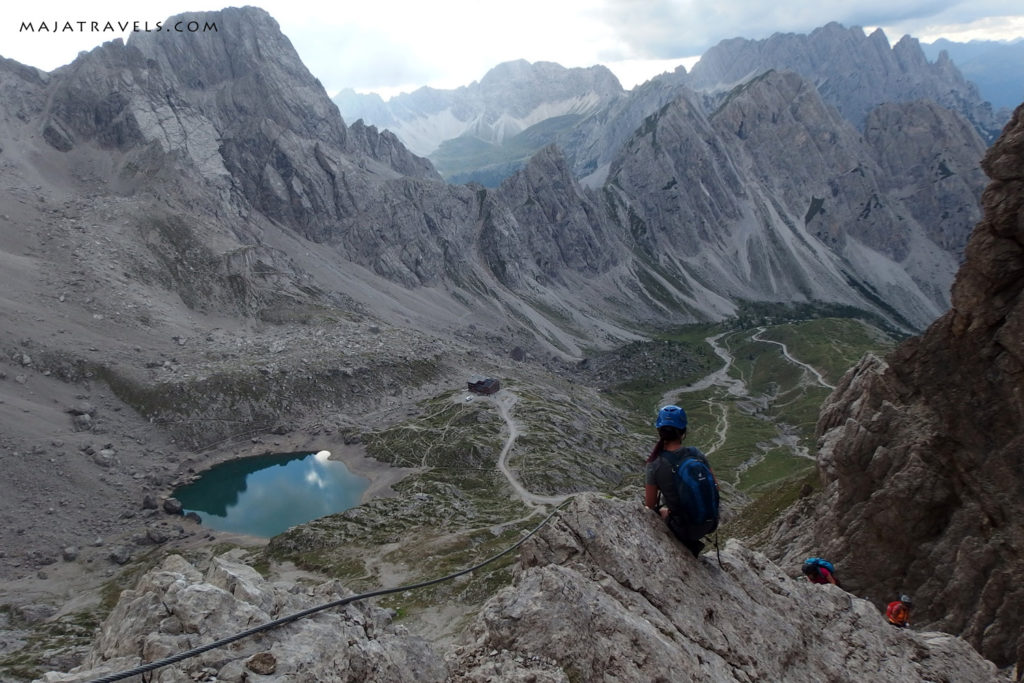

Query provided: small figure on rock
[643,404,720,558]
[886,594,913,628]
[802,557,841,587]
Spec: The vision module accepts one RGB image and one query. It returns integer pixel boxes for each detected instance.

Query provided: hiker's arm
[645,485,671,519]
[644,484,659,510]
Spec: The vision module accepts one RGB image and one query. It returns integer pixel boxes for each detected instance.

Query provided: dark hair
[646,426,687,463]
[658,425,685,442]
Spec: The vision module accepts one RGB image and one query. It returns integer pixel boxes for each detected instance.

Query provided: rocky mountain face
[921,38,1024,114]
[762,104,1024,671]
[13,6,987,336]
[39,495,1009,682]
[687,22,1005,142]
[603,69,984,327]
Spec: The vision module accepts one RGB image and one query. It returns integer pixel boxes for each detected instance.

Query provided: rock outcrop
[767,104,1024,670]
[38,551,447,682]
[40,496,1008,681]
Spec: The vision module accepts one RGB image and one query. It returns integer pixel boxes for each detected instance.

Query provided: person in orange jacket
[886,595,912,627]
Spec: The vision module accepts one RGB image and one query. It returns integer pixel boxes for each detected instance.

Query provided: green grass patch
[755,318,896,385]
[723,470,822,540]
[738,449,815,492]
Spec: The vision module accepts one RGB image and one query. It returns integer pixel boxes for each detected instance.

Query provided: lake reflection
[174,450,369,538]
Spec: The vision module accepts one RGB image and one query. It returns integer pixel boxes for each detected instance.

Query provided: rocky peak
[39,496,1008,681]
[768,104,1024,671]
[333,60,625,158]
[489,144,620,282]
[863,100,987,254]
[476,59,623,106]
[687,22,1003,141]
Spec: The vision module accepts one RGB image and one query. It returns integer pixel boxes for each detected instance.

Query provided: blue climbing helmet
[656,404,687,430]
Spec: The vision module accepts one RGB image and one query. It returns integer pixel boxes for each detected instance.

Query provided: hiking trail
[752,327,836,390]
[489,390,570,508]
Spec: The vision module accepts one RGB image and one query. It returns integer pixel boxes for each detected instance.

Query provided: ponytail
[648,426,686,463]
[647,438,664,463]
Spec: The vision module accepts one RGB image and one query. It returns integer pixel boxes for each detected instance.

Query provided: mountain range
[0,5,1021,680]
[5,8,989,345]
[337,22,1009,188]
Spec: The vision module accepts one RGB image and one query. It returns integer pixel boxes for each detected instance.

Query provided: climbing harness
[86,500,572,683]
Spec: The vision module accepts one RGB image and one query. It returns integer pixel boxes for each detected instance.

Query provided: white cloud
[3,0,1022,95]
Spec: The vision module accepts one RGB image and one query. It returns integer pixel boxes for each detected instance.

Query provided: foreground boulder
[39,495,1005,681]
[38,551,446,682]
[447,495,1005,681]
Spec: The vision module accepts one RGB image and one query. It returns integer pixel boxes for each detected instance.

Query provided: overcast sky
[5,1,1024,99]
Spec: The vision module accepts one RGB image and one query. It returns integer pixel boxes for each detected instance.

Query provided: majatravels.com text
[20,20,218,33]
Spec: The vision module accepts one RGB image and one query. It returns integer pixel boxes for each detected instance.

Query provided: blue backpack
[663,448,720,539]
[803,557,835,575]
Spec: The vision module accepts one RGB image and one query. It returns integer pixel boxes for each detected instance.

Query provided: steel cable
[85,499,572,683]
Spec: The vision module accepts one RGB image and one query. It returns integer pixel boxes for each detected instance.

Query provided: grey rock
[144,527,169,544]
[162,498,183,515]
[17,604,56,625]
[73,414,93,432]
[454,495,1003,681]
[38,554,448,682]
[62,546,78,562]
[766,103,1024,672]
[108,546,131,565]
[67,402,95,416]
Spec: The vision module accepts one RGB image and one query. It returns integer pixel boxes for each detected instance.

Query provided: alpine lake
[172,450,369,538]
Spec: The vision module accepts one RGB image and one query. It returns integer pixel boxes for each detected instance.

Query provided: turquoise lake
[173,450,369,538]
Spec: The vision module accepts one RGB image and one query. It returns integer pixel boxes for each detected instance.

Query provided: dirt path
[660,332,749,404]
[658,330,824,468]
[658,332,749,457]
[752,328,835,390]
[490,391,570,508]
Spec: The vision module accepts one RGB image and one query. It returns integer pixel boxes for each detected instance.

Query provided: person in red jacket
[886,595,912,627]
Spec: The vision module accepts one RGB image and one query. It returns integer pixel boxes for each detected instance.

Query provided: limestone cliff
[766,104,1024,671]
[688,22,1003,141]
[38,496,1007,681]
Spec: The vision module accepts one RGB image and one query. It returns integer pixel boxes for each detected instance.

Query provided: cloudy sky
[4,0,1024,98]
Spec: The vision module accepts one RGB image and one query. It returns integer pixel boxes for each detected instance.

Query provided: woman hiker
[644,404,720,557]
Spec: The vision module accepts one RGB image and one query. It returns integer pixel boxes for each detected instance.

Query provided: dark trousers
[666,514,705,557]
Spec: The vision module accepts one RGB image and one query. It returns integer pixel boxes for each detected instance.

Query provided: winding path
[658,332,749,457]
[489,391,570,507]
[752,328,835,390]
[658,329,826,464]
[660,332,749,403]
[482,326,833,504]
